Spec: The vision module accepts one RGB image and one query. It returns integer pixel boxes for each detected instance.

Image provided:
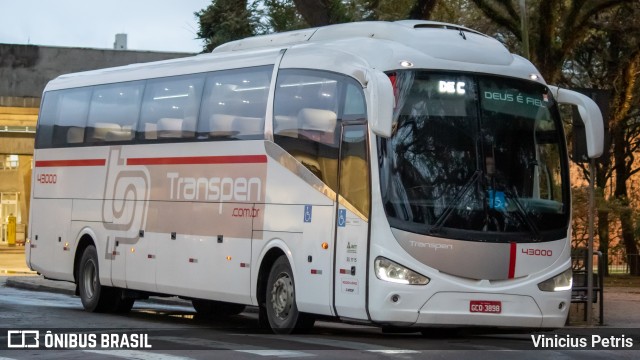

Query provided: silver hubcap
[270,272,293,320]
[83,259,97,299]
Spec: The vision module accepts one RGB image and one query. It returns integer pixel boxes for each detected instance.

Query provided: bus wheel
[192,299,245,318]
[78,245,133,313]
[265,256,314,334]
[78,245,108,312]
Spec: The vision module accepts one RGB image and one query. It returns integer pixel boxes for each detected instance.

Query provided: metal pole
[519,0,530,59]
[587,158,596,325]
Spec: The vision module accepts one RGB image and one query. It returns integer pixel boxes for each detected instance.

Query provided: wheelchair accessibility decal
[338,209,346,227]
[304,205,312,223]
[487,190,506,210]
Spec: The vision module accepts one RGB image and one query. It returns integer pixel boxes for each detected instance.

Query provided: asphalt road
[1,278,639,359]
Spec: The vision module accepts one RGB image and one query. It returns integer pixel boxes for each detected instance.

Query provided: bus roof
[213,20,488,53]
[45,20,545,92]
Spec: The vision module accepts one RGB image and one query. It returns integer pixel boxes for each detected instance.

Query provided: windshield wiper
[502,186,541,240]
[430,170,482,234]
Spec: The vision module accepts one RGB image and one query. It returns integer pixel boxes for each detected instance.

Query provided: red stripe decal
[35,159,106,167]
[126,155,267,166]
[508,242,517,279]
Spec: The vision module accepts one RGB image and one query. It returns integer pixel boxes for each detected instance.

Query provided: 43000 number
[37,173,57,184]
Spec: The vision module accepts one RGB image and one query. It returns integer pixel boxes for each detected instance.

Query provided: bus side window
[273,70,342,191]
[35,93,58,148]
[340,126,370,218]
[340,83,369,216]
[86,81,144,143]
[138,75,204,140]
[343,82,366,119]
[51,88,92,146]
[198,66,272,140]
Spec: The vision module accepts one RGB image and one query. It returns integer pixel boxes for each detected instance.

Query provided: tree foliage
[195,0,257,52]
[562,2,640,274]
[261,0,308,33]
[468,0,637,83]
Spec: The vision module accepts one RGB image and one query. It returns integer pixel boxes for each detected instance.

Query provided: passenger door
[333,123,370,320]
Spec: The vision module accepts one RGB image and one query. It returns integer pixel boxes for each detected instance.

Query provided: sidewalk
[0,243,36,275]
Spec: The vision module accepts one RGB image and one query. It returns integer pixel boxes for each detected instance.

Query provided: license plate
[470,300,502,314]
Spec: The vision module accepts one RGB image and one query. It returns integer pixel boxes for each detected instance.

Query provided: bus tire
[78,245,110,312]
[192,299,245,318]
[78,245,134,313]
[265,256,314,334]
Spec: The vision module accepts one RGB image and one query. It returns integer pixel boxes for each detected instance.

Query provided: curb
[5,277,75,296]
[4,277,260,314]
[4,277,191,307]
[0,269,37,275]
[3,277,258,313]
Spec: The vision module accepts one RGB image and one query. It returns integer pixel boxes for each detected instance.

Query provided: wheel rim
[270,272,293,320]
[83,259,98,300]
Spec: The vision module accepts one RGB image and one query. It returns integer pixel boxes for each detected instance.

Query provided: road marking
[241,334,419,353]
[154,336,264,350]
[154,336,316,357]
[236,350,315,358]
[83,350,194,360]
[368,350,421,354]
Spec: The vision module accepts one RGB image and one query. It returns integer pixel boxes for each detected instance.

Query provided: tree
[291,0,354,26]
[261,0,308,33]
[195,0,257,52]
[469,0,635,83]
[408,0,438,19]
[568,3,640,275]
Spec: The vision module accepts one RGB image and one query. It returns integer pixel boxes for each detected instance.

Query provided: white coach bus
[27,21,603,333]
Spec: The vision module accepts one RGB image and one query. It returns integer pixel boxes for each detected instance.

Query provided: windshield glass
[379,71,569,242]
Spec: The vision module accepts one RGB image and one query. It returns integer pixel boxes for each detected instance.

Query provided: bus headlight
[537,268,572,292]
[374,257,429,285]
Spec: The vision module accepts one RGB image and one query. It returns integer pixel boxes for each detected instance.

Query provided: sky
[0,0,213,53]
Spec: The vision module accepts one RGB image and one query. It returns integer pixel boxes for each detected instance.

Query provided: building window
[2,155,18,170]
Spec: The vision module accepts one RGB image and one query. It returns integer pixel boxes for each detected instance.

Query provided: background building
[0,42,193,244]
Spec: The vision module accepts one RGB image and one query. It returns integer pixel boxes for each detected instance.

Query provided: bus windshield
[379,71,569,242]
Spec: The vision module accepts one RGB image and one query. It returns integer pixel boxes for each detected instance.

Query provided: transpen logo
[166,173,262,214]
[409,240,453,251]
[102,147,150,238]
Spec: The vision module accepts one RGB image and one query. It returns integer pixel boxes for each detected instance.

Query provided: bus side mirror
[548,86,604,159]
[366,70,394,138]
